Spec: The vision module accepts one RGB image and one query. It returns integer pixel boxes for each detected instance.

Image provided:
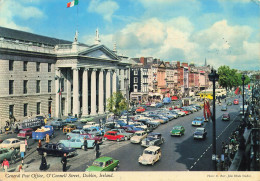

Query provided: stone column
[90,69,97,115]
[55,68,61,118]
[66,69,72,116]
[120,69,124,91]
[112,70,117,93]
[98,69,104,114]
[106,69,111,106]
[82,68,89,116]
[73,68,79,117]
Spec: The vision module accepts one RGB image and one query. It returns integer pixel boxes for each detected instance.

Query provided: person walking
[38,139,42,148]
[61,153,67,172]
[83,137,88,151]
[95,140,100,159]
[39,152,47,171]
[1,158,9,172]
[46,134,50,143]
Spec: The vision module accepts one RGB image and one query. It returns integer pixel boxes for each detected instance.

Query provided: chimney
[177,61,180,68]
[140,57,145,64]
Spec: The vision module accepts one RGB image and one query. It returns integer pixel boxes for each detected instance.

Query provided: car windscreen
[196,129,204,133]
[135,133,142,136]
[173,127,182,130]
[194,118,203,121]
[19,131,26,133]
[92,161,104,167]
[144,150,153,154]
[2,140,11,144]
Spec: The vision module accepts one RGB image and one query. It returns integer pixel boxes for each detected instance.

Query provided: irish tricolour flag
[67,0,78,8]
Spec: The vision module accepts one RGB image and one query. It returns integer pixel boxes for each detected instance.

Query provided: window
[36,62,40,72]
[48,63,51,72]
[9,80,14,95]
[36,80,40,93]
[134,77,138,83]
[134,70,138,75]
[23,61,28,71]
[61,78,64,92]
[9,105,14,117]
[119,80,121,90]
[48,80,52,93]
[23,80,28,94]
[24,103,28,117]
[9,60,14,71]
[37,102,41,115]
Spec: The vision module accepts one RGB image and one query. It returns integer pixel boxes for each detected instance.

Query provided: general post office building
[0,26,130,128]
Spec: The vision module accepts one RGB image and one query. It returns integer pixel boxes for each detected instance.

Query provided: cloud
[0,0,44,31]
[88,0,119,22]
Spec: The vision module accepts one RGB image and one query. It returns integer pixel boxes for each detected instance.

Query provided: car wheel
[81,145,85,150]
[116,138,120,142]
[43,152,47,156]
[113,166,118,171]
[10,154,16,164]
[124,137,128,141]
[159,155,161,160]
[151,161,154,166]
[104,137,107,141]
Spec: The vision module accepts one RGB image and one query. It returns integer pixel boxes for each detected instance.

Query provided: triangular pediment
[159,62,166,68]
[78,44,119,60]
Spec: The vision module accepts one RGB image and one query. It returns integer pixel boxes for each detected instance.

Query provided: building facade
[0,26,130,127]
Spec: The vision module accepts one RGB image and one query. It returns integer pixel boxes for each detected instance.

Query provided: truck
[13,117,45,131]
[32,125,54,140]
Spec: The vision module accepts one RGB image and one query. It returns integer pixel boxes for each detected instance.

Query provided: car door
[75,139,82,148]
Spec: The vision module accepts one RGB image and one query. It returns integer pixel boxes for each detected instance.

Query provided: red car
[17,128,33,139]
[222,113,230,121]
[104,131,125,142]
[233,99,239,105]
[136,107,145,113]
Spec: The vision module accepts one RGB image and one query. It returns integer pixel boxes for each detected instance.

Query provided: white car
[138,146,161,165]
[0,138,21,149]
[83,121,100,129]
[150,103,156,107]
[130,131,147,144]
[129,122,147,130]
[172,110,186,116]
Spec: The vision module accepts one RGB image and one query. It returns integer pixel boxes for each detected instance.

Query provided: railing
[0,40,54,54]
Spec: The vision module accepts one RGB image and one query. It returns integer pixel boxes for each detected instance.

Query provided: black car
[37,143,77,157]
[50,119,67,130]
[141,133,164,147]
[193,128,207,140]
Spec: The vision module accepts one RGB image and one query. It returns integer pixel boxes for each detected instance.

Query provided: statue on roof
[74,30,78,42]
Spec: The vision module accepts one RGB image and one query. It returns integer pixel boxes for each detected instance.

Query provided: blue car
[155,103,164,108]
[83,126,104,136]
[64,116,78,123]
[192,117,205,126]
[59,137,95,149]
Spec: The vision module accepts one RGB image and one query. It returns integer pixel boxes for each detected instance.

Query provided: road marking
[189,114,239,170]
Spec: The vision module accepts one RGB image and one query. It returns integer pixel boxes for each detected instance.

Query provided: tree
[106,92,127,122]
[218,65,232,90]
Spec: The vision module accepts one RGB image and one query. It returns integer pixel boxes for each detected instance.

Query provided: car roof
[148,132,161,136]
[21,128,33,131]
[94,156,113,162]
[5,138,19,141]
[145,146,160,152]
[173,126,183,128]
[106,131,118,134]
[196,128,205,131]
[135,131,146,133]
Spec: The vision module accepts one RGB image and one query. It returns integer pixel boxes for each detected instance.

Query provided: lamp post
[208,68,219,171]
[242,75,245,120]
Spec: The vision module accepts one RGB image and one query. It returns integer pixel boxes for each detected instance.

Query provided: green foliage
[106,91,127,117]
[218,65,250,89]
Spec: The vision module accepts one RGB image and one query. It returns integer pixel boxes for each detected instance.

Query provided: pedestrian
[95,140,100,159]
[83,137,88,151]
[39,152,47,171]
[38,139,42,148]
[44,118,47,125]
[45,134,50,143]
[25,139,29,150]
[61,153,67,172]
[1,158,9,172]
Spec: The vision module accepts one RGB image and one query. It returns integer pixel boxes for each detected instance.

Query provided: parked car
[155,103,164,108]
[221,105,227,111]
[141,133,164,147]
[50,119,67,130]
[63,116,78,123]
[37,143,77,157]
[86,156,119,171]
[104,131,125,142]
[59,137,95,149]
[136,107,146,113]
[83,126,103,136]
[130,131,147,144]
[193,128,207,140]
[0,148,20,164]
[17,128,33,139]
[170,126,185,136]
[233,99,239,105]
[192,117,205,126]
[63,124,77,134]
[83,121,100,129]
[138,146,161,165]
[150,102,156,107]
[171,110,185,117]
[0,138,21,149]
[79,116,94,123]
[111,129,133,140]
[222,113,230,121]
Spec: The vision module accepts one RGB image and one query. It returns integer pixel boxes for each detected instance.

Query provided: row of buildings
[0,26,220,127]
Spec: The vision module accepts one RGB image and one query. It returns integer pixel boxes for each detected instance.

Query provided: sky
[0,0,259,70]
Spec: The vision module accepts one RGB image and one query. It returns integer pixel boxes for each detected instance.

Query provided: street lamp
[208,68,219,171]
[242,74,245,120]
